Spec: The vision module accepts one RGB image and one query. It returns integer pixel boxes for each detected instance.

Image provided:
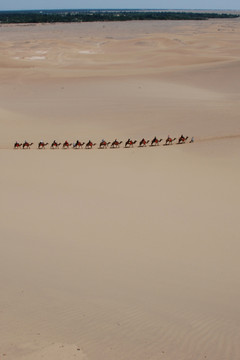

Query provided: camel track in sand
[197,134,240,142]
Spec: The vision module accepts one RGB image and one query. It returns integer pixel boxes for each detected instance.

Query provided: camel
[165,137,176,145]
[125,139,137,148]
[85,140,96,149]
[111,140,122,148]
[38,142,48,149]
[139,139,149,147]
[73,141,85,149]
[51,141,61,149]
[62,141,72,149]
[99,140,111,149]
[23,141,33,149]
[178,135,188,144]
[151,137,163,146]
[14,142,22,149]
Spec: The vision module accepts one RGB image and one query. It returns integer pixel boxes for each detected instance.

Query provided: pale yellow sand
[0,19,240,360]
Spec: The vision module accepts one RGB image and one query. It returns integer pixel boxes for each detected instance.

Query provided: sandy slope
[1,19,240,360]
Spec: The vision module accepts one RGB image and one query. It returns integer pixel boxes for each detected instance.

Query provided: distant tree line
[0,10,239,24]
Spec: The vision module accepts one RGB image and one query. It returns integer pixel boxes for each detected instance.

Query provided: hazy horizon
[1,0,240,11]
[1,7,240,12]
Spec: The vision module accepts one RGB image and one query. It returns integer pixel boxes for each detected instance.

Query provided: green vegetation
[0,10,239,24]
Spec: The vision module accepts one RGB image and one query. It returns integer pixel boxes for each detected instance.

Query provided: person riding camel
[14,141,21,148]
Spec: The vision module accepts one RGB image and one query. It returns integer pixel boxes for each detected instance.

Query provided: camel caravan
[14,135,193,150]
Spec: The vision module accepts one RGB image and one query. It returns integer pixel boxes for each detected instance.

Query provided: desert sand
[1,19,240,360]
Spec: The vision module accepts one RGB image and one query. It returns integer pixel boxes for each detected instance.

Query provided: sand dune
[1,19,240,360]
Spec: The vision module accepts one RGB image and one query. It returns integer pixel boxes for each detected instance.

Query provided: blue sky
[0,0,240,11]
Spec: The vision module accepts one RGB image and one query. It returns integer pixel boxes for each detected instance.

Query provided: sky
[0,0,240,11]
